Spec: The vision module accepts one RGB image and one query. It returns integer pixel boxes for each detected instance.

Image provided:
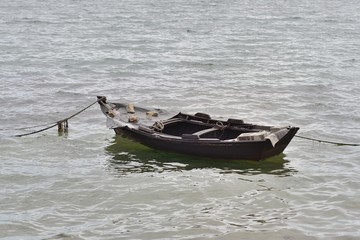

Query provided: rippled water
[1,0,360,239]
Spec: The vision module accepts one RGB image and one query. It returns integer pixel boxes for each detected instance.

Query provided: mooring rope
[1,122,59,131]
[14,97,105,137]
[295,135,359,146]
[8,97,360,146]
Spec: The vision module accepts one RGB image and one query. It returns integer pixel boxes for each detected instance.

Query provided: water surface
[1,0,360,239]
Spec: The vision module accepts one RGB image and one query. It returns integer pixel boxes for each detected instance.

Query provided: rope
[14,97,105,137]
[215,121,225,129]
[10,96,360,147]
[295,135,359,146]
[153,121,165,131]
[15,122,60,137]
[0,122,59,131]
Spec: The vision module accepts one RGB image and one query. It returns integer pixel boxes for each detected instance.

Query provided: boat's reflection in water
[105,135,297,176]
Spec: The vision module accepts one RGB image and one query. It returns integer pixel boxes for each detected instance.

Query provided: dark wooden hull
[113,126,299,161]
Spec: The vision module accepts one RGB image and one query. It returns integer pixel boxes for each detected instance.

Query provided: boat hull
[113,126,299,161]
[97,97,299,161]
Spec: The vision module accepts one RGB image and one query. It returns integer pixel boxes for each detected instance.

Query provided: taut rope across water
[14,97,106,137]
[295,135,359,146]
[9,97,360,147]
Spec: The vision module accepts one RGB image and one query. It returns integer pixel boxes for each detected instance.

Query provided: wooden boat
[98,96,299,161]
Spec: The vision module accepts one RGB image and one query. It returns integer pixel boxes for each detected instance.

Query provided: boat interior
[147,113,272,141]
